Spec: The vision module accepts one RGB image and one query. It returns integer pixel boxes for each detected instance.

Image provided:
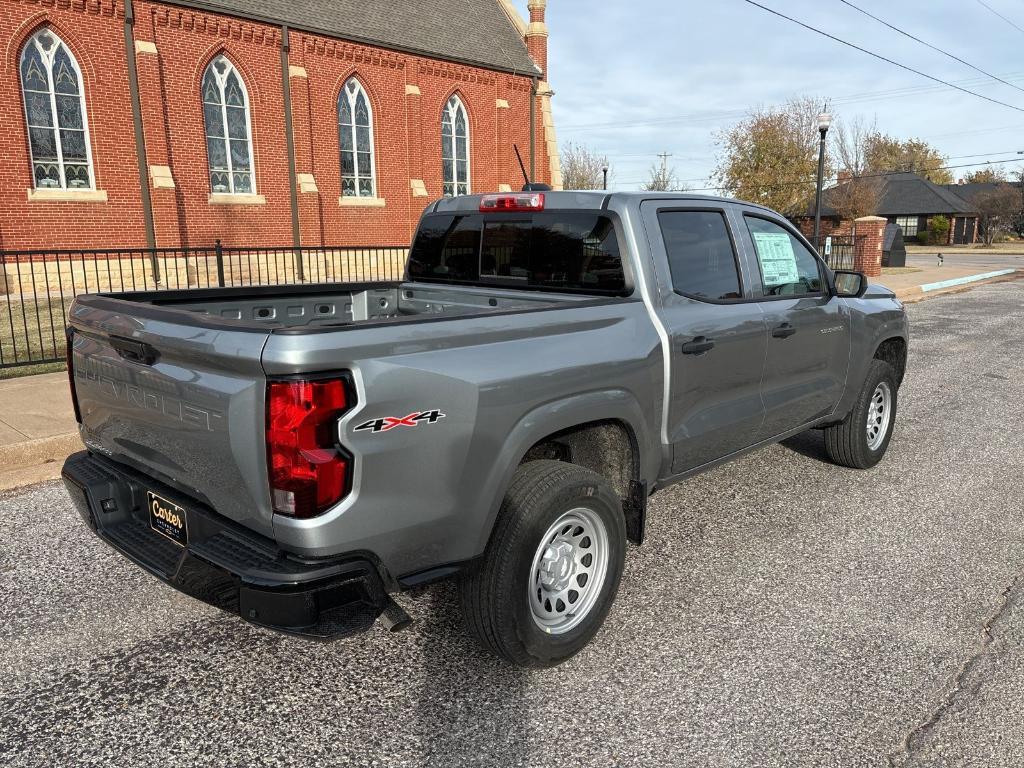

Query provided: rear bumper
[62,450,393,640]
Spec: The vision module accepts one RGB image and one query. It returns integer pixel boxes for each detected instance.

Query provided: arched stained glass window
[202,55,255,194]
[338,78,376,197]
[441,96,470,196]
[20,28,94,190]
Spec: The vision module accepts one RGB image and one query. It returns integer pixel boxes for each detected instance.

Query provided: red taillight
[66,328,82,424]
[479,192,545,212]
[266,378,352,519]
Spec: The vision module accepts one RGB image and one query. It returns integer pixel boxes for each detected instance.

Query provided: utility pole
[654,152,673,190]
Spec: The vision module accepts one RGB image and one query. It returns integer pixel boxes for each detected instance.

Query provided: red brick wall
[0,0,146,250]
[0,0,549,250]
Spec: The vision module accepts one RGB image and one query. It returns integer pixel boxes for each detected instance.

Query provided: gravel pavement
[1,280,1023,767]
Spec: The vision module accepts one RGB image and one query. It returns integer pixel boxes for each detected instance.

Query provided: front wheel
[460,460,626,667]
[824,358,898,469]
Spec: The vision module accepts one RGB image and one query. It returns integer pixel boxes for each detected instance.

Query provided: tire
[460,460,627,667]
[824,358,898,469]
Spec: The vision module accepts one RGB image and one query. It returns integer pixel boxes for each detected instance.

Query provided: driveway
[1,280,1023,767]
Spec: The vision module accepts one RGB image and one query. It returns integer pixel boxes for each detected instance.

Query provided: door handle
[681,336,715,354]
[772,323,797,339]
[110,336,160,365]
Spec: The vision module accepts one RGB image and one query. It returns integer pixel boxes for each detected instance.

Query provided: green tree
[863,134,952,184]
[960,167,1007,184]
[712,96,829,215]
[927,214,950,245]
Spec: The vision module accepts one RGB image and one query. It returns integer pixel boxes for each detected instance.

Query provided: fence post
[148,248,161,287]
[215,239,226,287]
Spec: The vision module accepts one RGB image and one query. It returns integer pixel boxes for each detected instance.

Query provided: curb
[894,269,1018,303]
[920,269,1016,293]
[0,432,80,491]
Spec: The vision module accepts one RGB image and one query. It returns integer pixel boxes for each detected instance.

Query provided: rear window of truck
[407,213,626,295]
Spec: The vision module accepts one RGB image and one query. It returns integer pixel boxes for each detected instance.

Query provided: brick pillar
[288,41,322,247]
[853,216,886,277]
[133,17,183,247]
[406,83,427,201]
[525,0,548,79]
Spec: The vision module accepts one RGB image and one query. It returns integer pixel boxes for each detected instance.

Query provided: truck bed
[84,281,579,331]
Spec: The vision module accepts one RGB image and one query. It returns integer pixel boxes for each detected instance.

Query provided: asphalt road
[2,280,1023,767]
[906,250,1024,271]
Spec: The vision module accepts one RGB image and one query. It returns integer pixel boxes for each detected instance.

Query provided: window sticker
[752,232,799,287]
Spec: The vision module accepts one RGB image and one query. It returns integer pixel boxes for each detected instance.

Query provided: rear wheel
[460,460,626,667]
[824,358,898,469]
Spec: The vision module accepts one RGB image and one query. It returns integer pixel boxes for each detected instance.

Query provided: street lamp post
[813,112,832,251]
[602,165,609,190]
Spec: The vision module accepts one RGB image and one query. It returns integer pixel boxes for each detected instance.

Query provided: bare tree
[975,184,1021,245]
[560,142,609,190]
[829,115,882,227]
[641,161,687,192]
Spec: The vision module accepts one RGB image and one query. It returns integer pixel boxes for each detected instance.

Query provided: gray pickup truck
[62,190,907,667]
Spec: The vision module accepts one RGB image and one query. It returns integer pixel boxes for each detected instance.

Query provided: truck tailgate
[67,297,274,537]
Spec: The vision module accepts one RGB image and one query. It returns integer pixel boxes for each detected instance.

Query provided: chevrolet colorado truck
[62,191,908,667]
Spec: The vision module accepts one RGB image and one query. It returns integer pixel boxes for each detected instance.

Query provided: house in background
[796,172,981,245]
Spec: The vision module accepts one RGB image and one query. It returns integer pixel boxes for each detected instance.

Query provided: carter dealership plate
[148,490,188,547]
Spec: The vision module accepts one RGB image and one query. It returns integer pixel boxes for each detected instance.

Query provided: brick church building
[0,0,560,251]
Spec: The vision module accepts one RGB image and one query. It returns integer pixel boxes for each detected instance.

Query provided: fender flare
[468,388,655,557]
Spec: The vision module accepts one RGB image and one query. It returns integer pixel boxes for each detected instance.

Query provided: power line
[975,0,1024,35]
[838,0,1024,95]
[613,155,1024,191]
[559,70,1024,133]
[740,0,1024,113]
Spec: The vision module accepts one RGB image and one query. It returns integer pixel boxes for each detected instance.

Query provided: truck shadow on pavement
[779,430,831,463]
[406,582,532,768]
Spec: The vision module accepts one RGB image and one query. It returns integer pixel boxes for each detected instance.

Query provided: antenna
[513,144,530,186]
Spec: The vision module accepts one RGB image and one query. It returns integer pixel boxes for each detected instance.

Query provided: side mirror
[833,270,868,298]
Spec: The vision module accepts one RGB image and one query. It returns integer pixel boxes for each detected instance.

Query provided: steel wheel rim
[866,381,892,451]
[529,506,610,635]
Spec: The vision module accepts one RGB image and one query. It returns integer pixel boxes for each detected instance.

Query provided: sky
[518,0,1024,190]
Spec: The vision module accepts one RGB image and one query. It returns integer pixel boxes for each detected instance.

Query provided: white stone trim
[410,179,428,197]
[405,84,421,96]
[339,196,385,207]
[134,40,157,55]
[27,188,107,202]
[208,193,266,205]
[288,65,307,79]
[296,173,318,193]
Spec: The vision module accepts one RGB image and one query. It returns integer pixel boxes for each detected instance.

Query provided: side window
[744,216,823,297]
[657,210,742,301]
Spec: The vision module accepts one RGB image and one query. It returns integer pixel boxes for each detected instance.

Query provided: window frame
[19,28,96,191]
[654,206,747,305]
[201,54,256,195]
[894,215,919,238]
[742,212,828,301]
[338,77,377,198]
[441,95,471,197]
[406,208,635,297]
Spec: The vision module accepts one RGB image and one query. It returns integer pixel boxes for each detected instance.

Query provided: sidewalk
[875,263,1019,302]
[0,372,79,490]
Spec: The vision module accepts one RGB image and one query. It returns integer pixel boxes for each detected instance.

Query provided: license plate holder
[148,490,188,547]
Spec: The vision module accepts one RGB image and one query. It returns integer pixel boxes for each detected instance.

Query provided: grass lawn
[0,296,73,377]
[881,267,923,275]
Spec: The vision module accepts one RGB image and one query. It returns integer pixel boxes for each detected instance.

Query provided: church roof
[174,0,540,75]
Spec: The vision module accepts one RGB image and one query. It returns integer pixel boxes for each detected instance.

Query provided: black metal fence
[820,236,855,271]
[0,242,407,370]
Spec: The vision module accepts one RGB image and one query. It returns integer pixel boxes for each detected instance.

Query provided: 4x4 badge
[354,409,446,434]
